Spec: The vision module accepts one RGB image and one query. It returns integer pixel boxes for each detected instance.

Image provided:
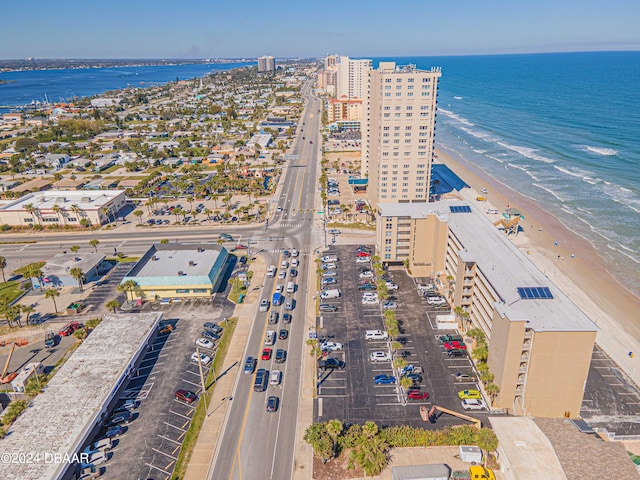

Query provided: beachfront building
[376,199,598,418]
[120,243,229,301]
[336,56,372,100]
[327,97,362,123]
[362,62,441,205]
[258,56,276,73]
[0,190,126,227]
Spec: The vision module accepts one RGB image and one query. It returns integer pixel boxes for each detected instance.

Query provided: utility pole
[195,347,208,413]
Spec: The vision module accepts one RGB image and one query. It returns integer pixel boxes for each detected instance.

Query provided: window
[422,78,431,83]
[395,105,401,111]
[385,254,391,260]
[386,231,392,237]
[406,126,412,130]
[385,85,391,90]
[384,93,391,97]
[408,85,414,90]
[386,223,393,229]
[395,113,401,117]
[384,106,391,111]
[24,218,33,223]
[385,246,391,252]
[193,289,208,293]
[402,182,408,187]
[176,289,191,294]
[396,93,402,97]
[383,126,390,131]
[406,106,413,111]
[394,126,400,130]
[422,92,430,97]
[396,85,402,90]
[420,112,429,117]
[408,78,414,83]
[383,133,389,137]
[383,113,390,117]
[420,105,429,110]
[419,126,429,130]
[385,239,392,244]
[407,92,413,97]
[417,164,425,168]
[385,78,392,83]
[406,113,412,118]
[396,77,402,82]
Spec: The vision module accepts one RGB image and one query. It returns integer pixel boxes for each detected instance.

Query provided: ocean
[374,52,640,297]
[0,61,254,112]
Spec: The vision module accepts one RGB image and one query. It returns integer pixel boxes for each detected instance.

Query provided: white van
[320,289,341,299]
[286,282,295,293]
[266,266,277,278]
[291,258,300,268]
[486,208,499,214]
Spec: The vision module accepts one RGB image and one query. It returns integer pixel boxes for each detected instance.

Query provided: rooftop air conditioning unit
[178,271,184,276]
[189,261,194,266]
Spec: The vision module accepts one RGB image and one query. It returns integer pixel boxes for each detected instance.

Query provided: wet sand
[435,145,640,380]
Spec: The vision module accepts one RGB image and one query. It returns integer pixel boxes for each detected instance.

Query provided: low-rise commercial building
[0,189,126,226]
[37,252,106,289]
[121,243,229,301]
[376,199,598,418]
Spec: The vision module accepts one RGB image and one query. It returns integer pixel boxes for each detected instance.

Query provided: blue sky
[2,0,639,59]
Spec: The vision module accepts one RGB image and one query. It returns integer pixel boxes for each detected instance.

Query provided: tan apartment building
[336,56,372,100]
[376,200,598,418]
[327,97,362,123]
[258,56,275,73]
[362,62,441,205]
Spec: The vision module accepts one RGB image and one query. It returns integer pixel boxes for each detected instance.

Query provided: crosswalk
[262,247,315,254]
[278,222,306,228]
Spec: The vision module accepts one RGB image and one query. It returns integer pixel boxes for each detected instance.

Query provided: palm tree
[101,206,111,225]
[326,419,343,457]
[45,288,60,313]
[133,209,144,225]
[69,267,86,291]
[20,304,35,325]
[24,203,38,226]
[106,299,121,313]
[0,256,6,283]
[52,204,63,225]
[70,204,82,224]
[186,195,194,211]
[89,239,100,253]
[53,172,63,189]
[120,279,138,301]
[69,245,81,254]
[476,428,499,468]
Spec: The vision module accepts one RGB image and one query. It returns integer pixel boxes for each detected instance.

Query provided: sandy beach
[435,145,640,382]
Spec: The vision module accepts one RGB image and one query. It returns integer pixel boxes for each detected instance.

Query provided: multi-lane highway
[207,83,322,480]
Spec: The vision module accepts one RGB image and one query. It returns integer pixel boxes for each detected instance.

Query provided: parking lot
[314,245,490,429]
[80,283,235,480]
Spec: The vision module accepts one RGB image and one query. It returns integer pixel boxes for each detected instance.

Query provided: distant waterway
[0,61,254,112]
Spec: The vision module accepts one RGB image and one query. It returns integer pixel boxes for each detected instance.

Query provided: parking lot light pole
[195,347,208,414]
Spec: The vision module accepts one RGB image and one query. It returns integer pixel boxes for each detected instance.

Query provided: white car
[362,296,380,305]
[322,271,338,277]
[321,341,343,351]
[427,296,447,305]
[259,299,270,311]
[356,257,371,263]
[278,270,287,279]
[322,263,337,270]
[291,259,300,268]
[266,266,277,278]
[321,255,338,263]
[386,282,399,290]
[359,270,374,279]
[291,248,299,257]
[275,284,284,293]
[265,330,276,346]
[191,352,212,365]
[370,351,392,362]
[461,398,487,410]
[281,260,289,269]
[365,330,388,341]
[383,301,397,310]
[269,370,282,386]
[362,292,379,299]
[195,338,214,349]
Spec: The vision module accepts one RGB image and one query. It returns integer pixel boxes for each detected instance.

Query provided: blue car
[244,356,256,374]
[374,375,396,385]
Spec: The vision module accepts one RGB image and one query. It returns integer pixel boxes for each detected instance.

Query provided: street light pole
[195,347,208,413]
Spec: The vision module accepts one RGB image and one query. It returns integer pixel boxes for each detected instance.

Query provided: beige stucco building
[327,97,362,123]
[362,62,441,205]
[0,190,126,227]
[376,200,598,418]
[336,56,372,100]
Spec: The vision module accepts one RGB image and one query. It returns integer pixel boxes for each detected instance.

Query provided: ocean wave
[553,165,600,187]
[486,155,505,163]
[438,108,475,126]
[460,126,492,140]
[601,185,640,214]
[575,144,619,156]
[507,163,541,181]
[497,141,556,164]
[532,182,567,202]
[472,149,487,154]
[606,243,640,264]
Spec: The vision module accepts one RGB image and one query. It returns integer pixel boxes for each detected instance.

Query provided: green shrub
[1,400,29,426]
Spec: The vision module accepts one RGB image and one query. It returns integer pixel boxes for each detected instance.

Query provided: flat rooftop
[489,417,567,479]
[1,189,124,211]
[124,243,227,286]
[43,253,106,277]
[379,200,597,333]
[0,312,162,480]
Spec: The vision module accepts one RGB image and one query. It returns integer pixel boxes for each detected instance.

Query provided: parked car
[448,349,468,357]
[454,372,477,382]
[407,390,429,400]
[266,396,280,412]
[318,358,346,370]
[383,301,397,310]
[104,425,126,438]
[321,341,343,351]
[319,304,339,312]
[113,400,139,414]
[438,334,464,344]
[374,374,396,385]
[105,411,132,427]
[355,256,371,263]
[278,270,287,279]
[76,465,104,479]
[365,330,388,341]
[461,398,487,410]
[362,296,379,305]
[444,341,467,350]
[458,389,482,400]
[386,282,399,291]
[58,321,81,337]
[191,352,212,365]
[196,338,214,349]
[322,271,338,278]
[322,277,337,285]
[356,251,371,258]
[204,322,223,333]
[322,263,337,270]
[404,373,423,384]
[201,330,220,341]
[83,439,112,457]
[358,282,377,291]
[359,270,374,279]
[175,389,197,405]
[321,255,338,263]
[370,351,392,362]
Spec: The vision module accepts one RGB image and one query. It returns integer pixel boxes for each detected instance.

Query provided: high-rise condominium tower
[362,62,441,206]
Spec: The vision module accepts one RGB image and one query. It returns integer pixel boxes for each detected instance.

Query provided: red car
[234,244,248,250]
[175,389,198,405]
[356,251,371,257]
[407,390,429,400]
[444,341,467,350]
[58,321,81,337]
[262,348,272,360]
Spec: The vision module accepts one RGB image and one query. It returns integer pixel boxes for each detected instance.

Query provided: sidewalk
[183,256,266,480]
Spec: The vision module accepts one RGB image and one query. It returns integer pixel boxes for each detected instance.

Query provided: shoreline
[435,144,640,381]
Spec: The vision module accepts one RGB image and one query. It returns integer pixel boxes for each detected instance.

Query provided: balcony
[522,340,532,351]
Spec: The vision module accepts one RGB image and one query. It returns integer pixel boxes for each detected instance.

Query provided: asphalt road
[207,82,322,480]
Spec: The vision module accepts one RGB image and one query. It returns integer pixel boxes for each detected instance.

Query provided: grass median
[172,316,238,480]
